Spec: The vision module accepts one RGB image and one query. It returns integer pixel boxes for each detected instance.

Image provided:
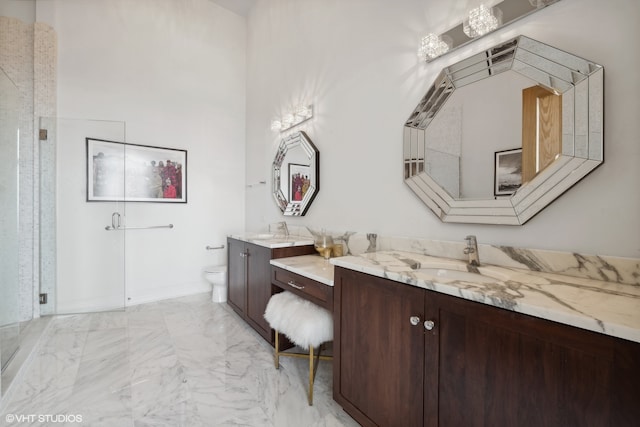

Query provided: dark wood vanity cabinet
[333,267,640,427]
[227,237,315,344]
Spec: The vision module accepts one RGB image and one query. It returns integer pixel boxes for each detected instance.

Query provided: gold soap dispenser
[332,238,344,257]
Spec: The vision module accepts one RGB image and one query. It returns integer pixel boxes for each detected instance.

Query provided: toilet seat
[205,265,227,274]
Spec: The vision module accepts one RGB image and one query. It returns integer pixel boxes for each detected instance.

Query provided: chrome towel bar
[105,224,174,231]
[206,244,225,250]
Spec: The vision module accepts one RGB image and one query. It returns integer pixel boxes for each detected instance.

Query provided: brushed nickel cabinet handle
[287,280,305,290]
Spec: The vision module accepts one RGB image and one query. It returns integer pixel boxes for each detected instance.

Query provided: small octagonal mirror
[404,36,604,225]
[272,131,319,216]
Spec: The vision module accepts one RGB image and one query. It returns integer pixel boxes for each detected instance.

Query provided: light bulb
[418,33,452,61]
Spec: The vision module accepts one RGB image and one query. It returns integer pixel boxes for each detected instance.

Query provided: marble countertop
[229,233,315,249]
[330,251,640,344]
[270,254,334,286]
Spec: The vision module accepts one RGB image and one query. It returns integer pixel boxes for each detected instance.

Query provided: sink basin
[417,261,468,272]
[415,267,506,284]
[251,233,277,240]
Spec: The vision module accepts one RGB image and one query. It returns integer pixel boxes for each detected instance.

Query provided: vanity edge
[228,233,315,249]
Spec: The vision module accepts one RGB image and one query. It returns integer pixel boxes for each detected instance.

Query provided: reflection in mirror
[404,36,603,225]
[272,131,319,216]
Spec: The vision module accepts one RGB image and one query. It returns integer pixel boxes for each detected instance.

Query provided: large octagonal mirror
[404,36,603,225]
[272,131,319,216]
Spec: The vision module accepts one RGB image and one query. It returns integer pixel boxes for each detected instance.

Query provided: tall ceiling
[208,0,256,17]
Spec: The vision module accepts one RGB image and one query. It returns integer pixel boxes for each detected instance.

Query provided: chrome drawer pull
[287,280,305,290]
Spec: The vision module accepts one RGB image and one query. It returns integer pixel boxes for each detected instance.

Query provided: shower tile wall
[34,22,58,316]
[0,16,57,320]
[0,15,35,323]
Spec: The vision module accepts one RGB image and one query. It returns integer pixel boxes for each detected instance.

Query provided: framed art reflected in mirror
[288,163,311,202]
[494,148,522,197]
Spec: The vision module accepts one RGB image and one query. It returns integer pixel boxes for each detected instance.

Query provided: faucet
[464,235,480,266]
[365,233,377,253]
[273,221,289,237]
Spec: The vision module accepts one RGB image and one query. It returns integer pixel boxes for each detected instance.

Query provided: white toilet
[205,265,227,303]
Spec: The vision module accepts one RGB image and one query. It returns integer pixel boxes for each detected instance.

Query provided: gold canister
[332,243,344,257]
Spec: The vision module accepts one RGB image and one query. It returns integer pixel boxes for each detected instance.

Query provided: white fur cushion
[264,291,333,349]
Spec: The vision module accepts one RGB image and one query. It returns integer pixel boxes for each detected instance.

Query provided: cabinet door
[227,238,246,315]
[245,243,272,341]
[334,268,425,427]
[427,291,629,427]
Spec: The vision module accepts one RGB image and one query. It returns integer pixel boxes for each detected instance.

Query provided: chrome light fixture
[418,33,453,61]
[271,105,314,132]
[463,4,502,38]
[528,0,554,6]
[417,0,561,64]
[295,105,312,121]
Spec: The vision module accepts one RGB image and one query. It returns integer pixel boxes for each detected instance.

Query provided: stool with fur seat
[264,291,333,405]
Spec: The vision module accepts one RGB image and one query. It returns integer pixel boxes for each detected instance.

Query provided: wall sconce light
[417,0,560,63]
[463,4,502,38]
[271,105,314,132]
[282,113,295,127]
[418,33,453,61]
[528,0,554,7]
[270,120,282,131]
[295,105,312,121]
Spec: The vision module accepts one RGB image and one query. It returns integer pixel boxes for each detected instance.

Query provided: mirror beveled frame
[404,36,604,225]
[272,131,320,216]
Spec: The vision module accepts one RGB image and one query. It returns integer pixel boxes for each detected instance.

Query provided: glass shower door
[45,118,127,314]
[0,69,23,372]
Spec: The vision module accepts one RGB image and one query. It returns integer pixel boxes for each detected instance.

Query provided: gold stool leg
[308,345,314,406]
[274,330,280,369]
[307,344,324,406]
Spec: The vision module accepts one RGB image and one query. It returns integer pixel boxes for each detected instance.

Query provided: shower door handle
[112,212,121,229]
[105,212,122,231]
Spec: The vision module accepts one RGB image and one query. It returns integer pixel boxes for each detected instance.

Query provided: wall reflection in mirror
[272,131,319,216]
[404,36,603,225]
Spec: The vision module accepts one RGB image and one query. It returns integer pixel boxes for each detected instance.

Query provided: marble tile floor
[0,293,360,427]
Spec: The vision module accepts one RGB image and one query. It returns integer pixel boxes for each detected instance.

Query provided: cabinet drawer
[272,266,333,311]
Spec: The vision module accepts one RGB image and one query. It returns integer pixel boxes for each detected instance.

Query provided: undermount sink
[251,233,277,240]
[416,268,498,283]
[414,264,510,284]
[417,260,468,272]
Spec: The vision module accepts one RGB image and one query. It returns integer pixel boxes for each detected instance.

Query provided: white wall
[0,0,35,23]
[245,0,640,258]
[38,0,247,305]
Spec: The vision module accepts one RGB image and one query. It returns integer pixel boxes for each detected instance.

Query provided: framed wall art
[87,138,187,203]
[494,148,522,197]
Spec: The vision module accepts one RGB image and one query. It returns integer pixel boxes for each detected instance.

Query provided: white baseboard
[56,282,212,313]
[125,281,212,307]
[56,296,127,314]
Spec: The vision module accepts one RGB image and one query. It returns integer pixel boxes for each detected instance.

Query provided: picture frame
[288,163,311,203]
[494,148,522,197]
[87,138,187,203]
